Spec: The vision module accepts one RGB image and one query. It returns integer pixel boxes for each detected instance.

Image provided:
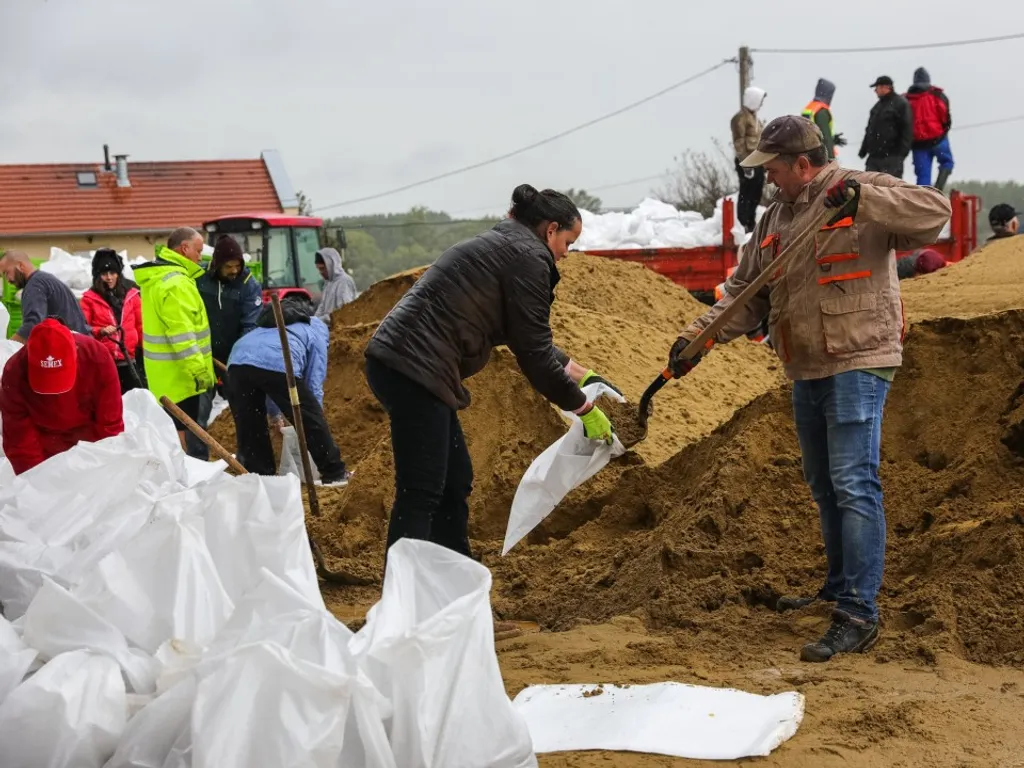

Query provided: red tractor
[201,213,346,303]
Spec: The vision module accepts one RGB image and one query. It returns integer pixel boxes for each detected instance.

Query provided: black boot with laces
[800,610,879,663]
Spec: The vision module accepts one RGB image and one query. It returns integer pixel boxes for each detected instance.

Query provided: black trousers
[735,160,765,232]
[227,364,346,480]
[364,357,473,557]
[865,155,904,179]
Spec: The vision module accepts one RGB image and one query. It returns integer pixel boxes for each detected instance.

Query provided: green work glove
[579,404,614,445]
[579,369,623,396]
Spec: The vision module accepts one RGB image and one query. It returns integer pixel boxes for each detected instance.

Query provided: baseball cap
[26,318,77,395]
[869,76,894,88]
[740,116,825,168]
[989,203,1018,228]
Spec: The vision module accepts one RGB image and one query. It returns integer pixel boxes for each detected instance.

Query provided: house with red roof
[0,147,300,260]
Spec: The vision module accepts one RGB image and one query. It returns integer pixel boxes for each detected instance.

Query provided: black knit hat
[211,235,244,272]
[91,248,123,279]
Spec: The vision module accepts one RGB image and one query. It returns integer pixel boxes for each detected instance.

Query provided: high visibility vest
[134,246,214,404]
[802,101,839,158]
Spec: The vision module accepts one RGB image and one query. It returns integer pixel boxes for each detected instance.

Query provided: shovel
[629,195,853,448]
[112,326,144,389]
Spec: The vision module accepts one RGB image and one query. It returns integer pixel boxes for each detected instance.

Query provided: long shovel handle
[160,395,247,475]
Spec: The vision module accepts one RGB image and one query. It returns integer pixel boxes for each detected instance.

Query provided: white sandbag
[278,425,321,482]
[513,682,804,760]
[105,676,196,768]
[503,382,626,554]
[0,649,126,768]
[351,539,537,768]
[191,641,394,768]
[71,493,235,654]
[22,578,159,694]
[0,613,36,705]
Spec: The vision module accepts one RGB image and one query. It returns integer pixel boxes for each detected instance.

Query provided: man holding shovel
[670,116,950,662]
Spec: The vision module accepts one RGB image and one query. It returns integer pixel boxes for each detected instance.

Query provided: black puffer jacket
[366,218,585,412]
[859,92,914,160]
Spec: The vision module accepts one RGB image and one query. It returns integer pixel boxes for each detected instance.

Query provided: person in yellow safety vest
[714,266,770,345]
[132,227,215,454]
[803,78,846,161]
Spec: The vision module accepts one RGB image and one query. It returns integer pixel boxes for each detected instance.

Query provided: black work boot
[800,610,879,663]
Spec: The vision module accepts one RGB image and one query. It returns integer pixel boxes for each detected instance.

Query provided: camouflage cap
[740,115,825,168]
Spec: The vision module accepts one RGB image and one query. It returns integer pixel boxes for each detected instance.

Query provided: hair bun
[511,184,539,207]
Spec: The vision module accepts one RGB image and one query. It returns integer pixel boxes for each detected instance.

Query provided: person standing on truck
[0,251,89,343]
[803,78,846,162]
[858,76,913,179]
[732,86,768,232]
[80,249,144,394]
[668,116,950,663]
[313,247,358,323]
[905,68,953,191]
[0,318,124,475]
[365,184,621,559]
[134,227,215,456]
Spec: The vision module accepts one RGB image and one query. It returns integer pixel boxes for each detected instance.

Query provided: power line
[751,31,1024,54]
[313,58,735,213]
[954,114,1024,131]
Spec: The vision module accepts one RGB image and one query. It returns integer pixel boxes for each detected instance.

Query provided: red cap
[26,319,77,395]
[914,248,947,275]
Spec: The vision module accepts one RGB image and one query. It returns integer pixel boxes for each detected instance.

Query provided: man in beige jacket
[671,116,950,663]
[731,86,767,233]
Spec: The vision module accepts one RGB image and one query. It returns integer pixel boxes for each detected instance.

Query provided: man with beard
[0,251,89,343]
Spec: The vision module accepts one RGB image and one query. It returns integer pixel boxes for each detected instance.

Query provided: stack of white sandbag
[574,196,760,251]
[0,389,537,768]
[39,248,150,299]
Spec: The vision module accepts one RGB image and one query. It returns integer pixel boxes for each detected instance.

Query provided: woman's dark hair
[92,248,128,299]
[509,184,581,232]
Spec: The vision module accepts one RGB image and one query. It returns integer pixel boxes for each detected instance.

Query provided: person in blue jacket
[192,235,263,459]
[226,295,349,485]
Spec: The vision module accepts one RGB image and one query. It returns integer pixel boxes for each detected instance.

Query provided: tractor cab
[201,213,345,303]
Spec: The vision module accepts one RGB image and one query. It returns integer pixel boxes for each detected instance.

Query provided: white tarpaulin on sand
[503,381,626,554]
[514,682,804,761]
[0,388,537,768]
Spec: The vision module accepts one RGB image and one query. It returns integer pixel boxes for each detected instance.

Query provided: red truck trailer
[585,191,980,303]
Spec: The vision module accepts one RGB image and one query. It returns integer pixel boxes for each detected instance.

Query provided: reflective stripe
[143,343,211,362]
[161,272,180,283]
[818,270,871,285]
[143,328,211,345]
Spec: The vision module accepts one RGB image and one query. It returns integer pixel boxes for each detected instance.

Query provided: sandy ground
[278,239,1024,766]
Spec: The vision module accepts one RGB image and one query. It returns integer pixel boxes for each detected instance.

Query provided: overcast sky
[2,0,1023,217]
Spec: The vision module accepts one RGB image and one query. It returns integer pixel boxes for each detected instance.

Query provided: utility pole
[739,46,751,107]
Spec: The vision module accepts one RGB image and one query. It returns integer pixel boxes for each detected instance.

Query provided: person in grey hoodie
[314,248,358,323]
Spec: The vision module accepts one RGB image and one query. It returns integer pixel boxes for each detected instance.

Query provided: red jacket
[80,287,142,362]
[0,333,124,475]
[905,87,950,145]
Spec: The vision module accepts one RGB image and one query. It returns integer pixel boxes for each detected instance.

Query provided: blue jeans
[912,137,954,186]
[792,371,890,621]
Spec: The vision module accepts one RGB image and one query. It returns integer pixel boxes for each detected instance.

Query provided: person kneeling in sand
[364,184,621,560]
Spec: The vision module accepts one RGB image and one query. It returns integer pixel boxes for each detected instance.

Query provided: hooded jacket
[731,87,766,160]
[80,287,141,362]
[905,69,951,148]
[196,252,263,365]
[0,332,124,475]
[365,218,586,412]
[134,246,215,404]
[314,248,358,322]
[803,78,837,159]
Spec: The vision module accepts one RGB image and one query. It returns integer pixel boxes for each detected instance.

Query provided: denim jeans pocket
[830,370,890,425]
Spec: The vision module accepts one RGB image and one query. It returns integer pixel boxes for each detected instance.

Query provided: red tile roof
[0,158,284,236]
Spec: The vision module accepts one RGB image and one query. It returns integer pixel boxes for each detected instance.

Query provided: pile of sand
[902,235,1024,322]
[491,310,1024,666]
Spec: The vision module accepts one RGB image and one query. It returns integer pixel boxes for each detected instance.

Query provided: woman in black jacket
[365,184,616,557]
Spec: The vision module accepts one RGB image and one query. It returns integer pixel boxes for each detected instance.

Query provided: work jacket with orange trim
[683,162,950,381]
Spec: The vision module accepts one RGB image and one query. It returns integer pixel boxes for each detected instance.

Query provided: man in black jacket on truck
[365,184,619,559]
[858,76,914,179]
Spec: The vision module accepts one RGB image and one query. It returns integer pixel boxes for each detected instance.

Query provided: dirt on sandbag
[902,235,1024,322]
[490,310,1024,667]
[594,396,647,447]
